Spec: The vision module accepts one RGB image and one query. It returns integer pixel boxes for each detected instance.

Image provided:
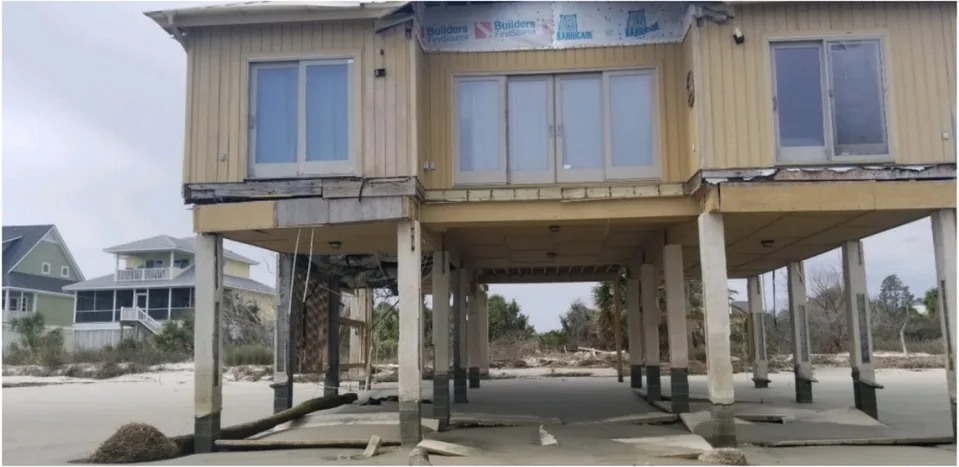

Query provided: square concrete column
[697,212,736,447]
[272,253,297,414]
[613,279,624,383]
[467,280,481,388]
[194,233,224,453]
[641,263,661,401]
[324,275,341,398]
[747,276,770,389]
[397,219,423,446]
[664,244,689,413]
[931,209,957,435]
[842,240,880,419]
[349,288,372,383]
[452,267,469,403]
[627,264,643,388]
[431,250,451,429]
[787,261,814,404]
[478,287,490,378]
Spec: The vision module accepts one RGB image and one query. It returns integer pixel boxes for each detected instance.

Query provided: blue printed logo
[556,14,592,41]
[625,9,660,38]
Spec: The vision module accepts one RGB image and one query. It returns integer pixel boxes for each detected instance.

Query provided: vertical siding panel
[239,26,252,177]
[743,8,760,167]
[927,4,951,161]
[720,25,736,168]
[183,37,196,184]
[891,4,917,162]
[908,4,934,162]
[192,30,207,184]
[731,13,749,168]
[205,29,220,183]
[225,26,240,182]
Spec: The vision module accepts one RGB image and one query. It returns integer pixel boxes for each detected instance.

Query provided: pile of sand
[88,423,179,463]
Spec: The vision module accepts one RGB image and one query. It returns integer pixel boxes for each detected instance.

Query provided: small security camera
[733,27,745,44]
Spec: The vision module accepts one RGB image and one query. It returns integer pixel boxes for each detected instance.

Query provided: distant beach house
[63,235,275,349]
[2,224,84,328]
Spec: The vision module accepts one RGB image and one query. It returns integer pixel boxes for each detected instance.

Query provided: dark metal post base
[432,374,450,429]
[630,365,643,389]
[468,367,480,388]
[453,367,468,403]
[399,401,422,446]
[271,381,293,414]
[645,365,661,401]
[194,412,221,454]
[796,375,813,404]
[752,378,770,389]
[670,368,689,413]
[710,403,737,447]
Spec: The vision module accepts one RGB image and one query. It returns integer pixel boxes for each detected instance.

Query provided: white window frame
[770,36,890,164]
[603,69,660,181]
[61,266,70,278]
[248,57,356,179]
[453,68,660,186]
[452,76,508,185]
[41,262,51,275]
[555,73,606,184]
[507,75,555,185]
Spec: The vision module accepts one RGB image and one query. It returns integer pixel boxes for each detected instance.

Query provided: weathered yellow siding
[224,259,250,278]
[184,21,417,184]
[682,26,700,181]
[698,2,957,169]
[419,43,693,189]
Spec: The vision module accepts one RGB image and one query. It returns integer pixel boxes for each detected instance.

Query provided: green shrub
[153,319,194,354]
[225,344,272,366]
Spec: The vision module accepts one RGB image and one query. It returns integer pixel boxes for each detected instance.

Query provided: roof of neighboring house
[4,272,76,296]
[730,300,749,313]
[63,266,275,296]
[3,224,85,294]
[104,235,258,265]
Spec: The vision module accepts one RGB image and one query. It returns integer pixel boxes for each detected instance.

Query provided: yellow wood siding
[184,21,416,184]
[698,2,957,169]
[224,259,250,278]
[419,43,693,189]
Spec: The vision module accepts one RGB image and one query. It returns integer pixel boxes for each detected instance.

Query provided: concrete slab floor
[3,367,956,465]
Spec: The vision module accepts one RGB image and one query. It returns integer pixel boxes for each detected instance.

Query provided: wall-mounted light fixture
[549,225,560,233]
[329,241,343,250]
[760,239,775,248]
[546,251,557,259]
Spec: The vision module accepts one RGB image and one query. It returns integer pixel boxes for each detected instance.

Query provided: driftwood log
[408,447,431,466]
[169,393,358,456]
[215,438,400,451]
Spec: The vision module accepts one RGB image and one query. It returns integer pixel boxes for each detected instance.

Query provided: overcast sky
[1,1,942,332]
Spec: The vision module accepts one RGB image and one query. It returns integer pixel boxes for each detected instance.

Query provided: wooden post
[397,219,423,446]
[453,267,469,403]
[842,240,878,418]
[788,261,814,404]
[697,212,735,447]
[613,278,623,383]
[468,278,481,388]
[931,209,957,435]
[324,274,341,398]
[627,263,643,388]
[664,244,689,413]
[431,250,451,428]
[194,233,224,453]
[272,254,297,413]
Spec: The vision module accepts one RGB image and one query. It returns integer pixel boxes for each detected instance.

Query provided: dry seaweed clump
[89,423,179,463]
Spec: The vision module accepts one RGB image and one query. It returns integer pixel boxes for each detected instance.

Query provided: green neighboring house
[2,224,84,327]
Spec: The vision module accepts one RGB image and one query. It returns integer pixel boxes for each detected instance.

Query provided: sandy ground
[2,366,956,465]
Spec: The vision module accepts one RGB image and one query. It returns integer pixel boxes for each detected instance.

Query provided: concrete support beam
[272,254,297,414]
[664,244,689,413]
[478,286,490,378]
[468,280,481,389]
[627,264,643,388]
[453,268,468,403]
[788,261,814,404]
[641,263,661,401]
[697,212,736,447]
[614,279,624,383]
[397,219,423,446]
[931,209,957,435]
[194,233,224,453]
[842,241,879,419]
[348,288,372,383]
[431,250,451,429]
[748,276,770,389]
[324,275,341,398]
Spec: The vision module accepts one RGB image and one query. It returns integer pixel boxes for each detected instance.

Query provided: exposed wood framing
[275,197,410,227]
[424,183,685,204]
[184,176,422,205]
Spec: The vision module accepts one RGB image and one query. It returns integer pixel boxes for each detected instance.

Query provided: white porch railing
[116,267,182,281]
[2,309,32,323]
[119,306,162,334]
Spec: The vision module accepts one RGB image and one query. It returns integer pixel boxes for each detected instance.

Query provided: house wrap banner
[414,2,692,52]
